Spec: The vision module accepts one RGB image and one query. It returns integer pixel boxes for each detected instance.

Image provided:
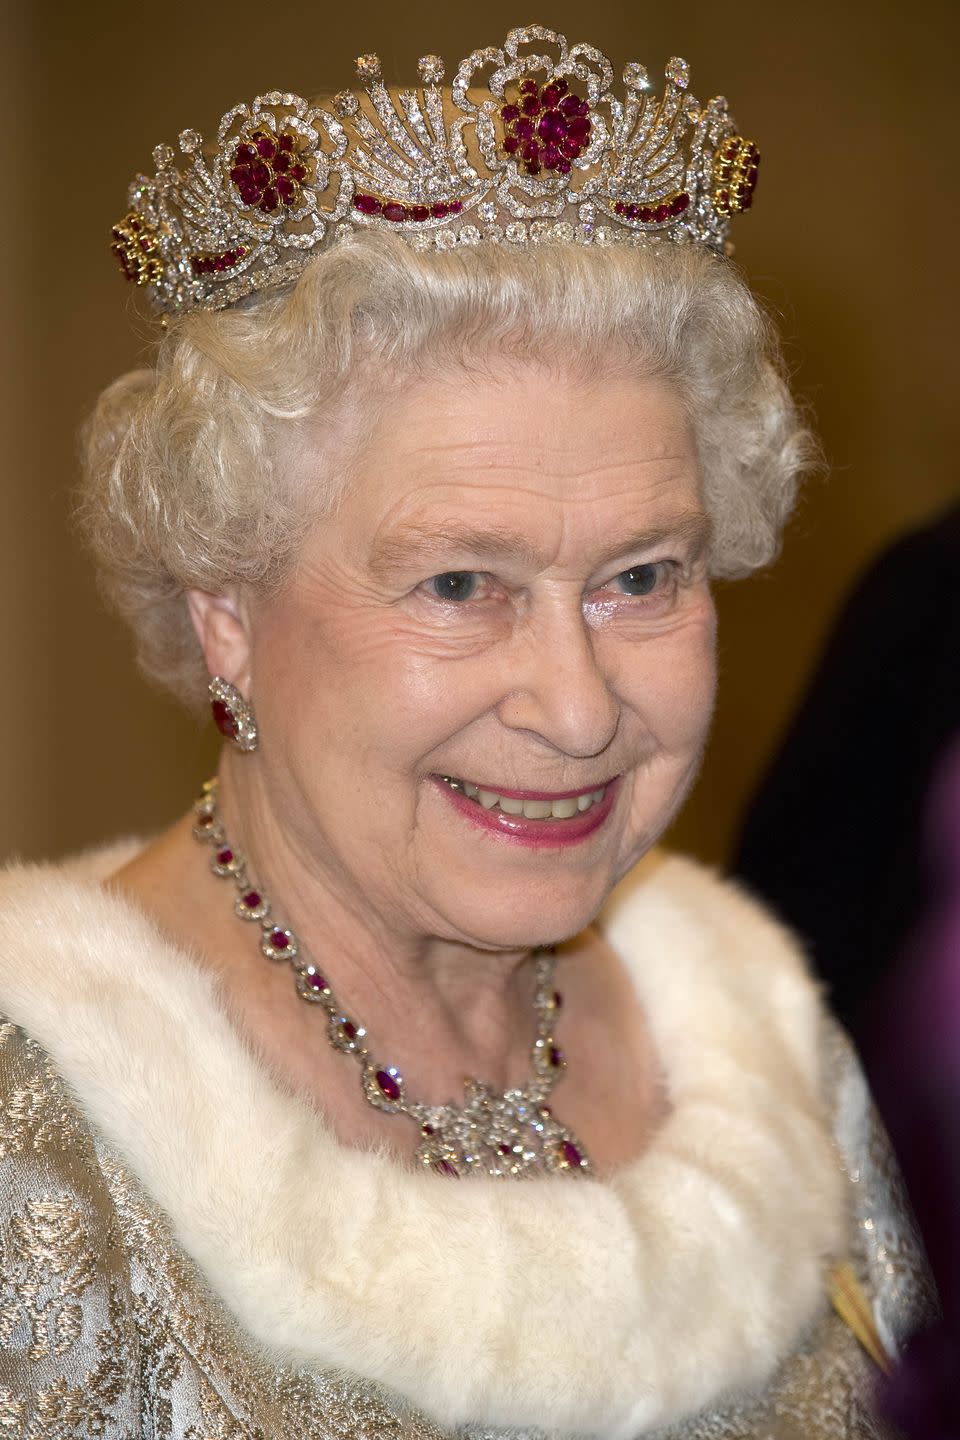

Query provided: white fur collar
[0,851,845,1438]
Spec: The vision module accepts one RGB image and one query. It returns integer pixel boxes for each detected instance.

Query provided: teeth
[445,778,608,820]
[522,799,554,820]
[551,797,579,819]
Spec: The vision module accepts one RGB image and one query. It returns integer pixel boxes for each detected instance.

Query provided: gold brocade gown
[0,853,936,1440]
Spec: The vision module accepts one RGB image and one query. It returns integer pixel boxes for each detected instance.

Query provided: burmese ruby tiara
[111,24,760,317]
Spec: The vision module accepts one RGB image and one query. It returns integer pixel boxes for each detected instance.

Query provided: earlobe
[186,589,252,693]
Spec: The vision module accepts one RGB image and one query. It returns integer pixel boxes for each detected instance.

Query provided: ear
[186,589,252,696]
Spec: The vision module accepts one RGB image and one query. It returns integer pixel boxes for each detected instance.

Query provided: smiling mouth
[439,776,609,821]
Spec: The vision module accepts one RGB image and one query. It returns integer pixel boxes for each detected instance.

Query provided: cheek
[614,603,717,750]
[249,594,497,766]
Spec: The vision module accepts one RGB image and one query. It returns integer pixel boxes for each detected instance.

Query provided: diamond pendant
[414,1078,588,1178]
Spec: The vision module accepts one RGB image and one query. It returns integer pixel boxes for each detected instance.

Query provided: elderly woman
[0,25,933,1440]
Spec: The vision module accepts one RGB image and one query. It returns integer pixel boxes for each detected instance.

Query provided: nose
[495,598,620,759]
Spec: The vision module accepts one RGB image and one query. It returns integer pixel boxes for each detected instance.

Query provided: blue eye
[616,564,659,596]
[429,571,479,602]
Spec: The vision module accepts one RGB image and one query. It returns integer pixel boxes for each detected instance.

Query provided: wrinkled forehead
[314,363,705,565]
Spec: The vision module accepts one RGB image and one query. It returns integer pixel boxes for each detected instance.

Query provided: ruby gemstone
[255,134,277,159]
[289,163,306,181]
[520,78,538,94]
[383,202,407,222]
[260,188,279,212]
[305,970,326,990]
[557,158,571,174]
[549,1045,564,1068]
[216,847,234,866]
[566,115,590,141]
[275,177,295,202]
[411,204,430,222]
[238,183,261,206]
[503,135,520,154]
[553,990,563,1009]
[197,812,213,827]
[655,203,671,222]
[538,111,565,141]
[376,1070,401,1102]
[541,84,563,108]
[353,193,381,214]
[279,133,294,152]
[559,94,581,116]
[560,138,582,160]
[522,95,542,117]
[273,151,291,173]
[270,928,289,949]
[235,144,256,164]
[242,890,261,909]
[501,103,520,124]
[211,699,238,738]
[448,200,463,214]
[515,117,535,140]
[342,1019,357,1040]
[430,202,449,218]
[542,146,561,170]
[561,1140,584,1168]
[498,1143,513,1156]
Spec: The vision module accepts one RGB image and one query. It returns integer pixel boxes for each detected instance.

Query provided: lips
[434,773,620,848]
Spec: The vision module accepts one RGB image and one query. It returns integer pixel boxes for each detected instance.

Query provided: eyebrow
[368,511,711,576]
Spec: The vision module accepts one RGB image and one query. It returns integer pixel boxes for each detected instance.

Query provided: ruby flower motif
[229,126,309,215]
[711,135,760,217]
[500,75,593,178]
[111,211,163,286]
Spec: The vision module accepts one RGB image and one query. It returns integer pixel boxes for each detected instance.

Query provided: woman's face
[244,362,716,950]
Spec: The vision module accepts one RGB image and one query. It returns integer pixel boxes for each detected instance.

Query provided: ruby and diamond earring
[208,676,258,752]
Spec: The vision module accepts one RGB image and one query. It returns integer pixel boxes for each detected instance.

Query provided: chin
[437,869,618,952]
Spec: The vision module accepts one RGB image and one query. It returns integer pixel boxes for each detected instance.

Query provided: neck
[215,753,539,1088]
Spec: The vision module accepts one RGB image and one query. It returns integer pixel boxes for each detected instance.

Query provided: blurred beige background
[2,0,956,865]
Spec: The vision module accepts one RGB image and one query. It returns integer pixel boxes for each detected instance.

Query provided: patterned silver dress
[0,1017,934,1440]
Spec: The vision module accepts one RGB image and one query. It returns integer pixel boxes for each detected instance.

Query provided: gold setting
[110,211,163,286]
[712,133,760,217]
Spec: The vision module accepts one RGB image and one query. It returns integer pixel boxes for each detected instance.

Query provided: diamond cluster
[112,24,759,316]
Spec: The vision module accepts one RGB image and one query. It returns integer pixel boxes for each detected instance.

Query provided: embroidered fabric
[0,1019,935,1439]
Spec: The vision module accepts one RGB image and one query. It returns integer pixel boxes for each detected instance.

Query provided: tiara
[111,23,760,318]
